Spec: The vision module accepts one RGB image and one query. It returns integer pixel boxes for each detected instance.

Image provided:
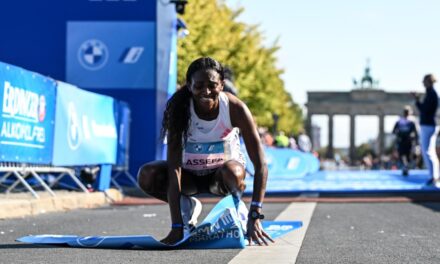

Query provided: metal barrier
[111,166,139,192]
[0,163,89,199]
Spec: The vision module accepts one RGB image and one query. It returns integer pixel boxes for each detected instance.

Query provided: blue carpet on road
[17,195,302,249]
[245,169,436,193]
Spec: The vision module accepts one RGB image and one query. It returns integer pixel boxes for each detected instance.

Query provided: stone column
[326,114,334,159]
[349,114,356,164]
[378,114,385,158]
[305,112,312,138]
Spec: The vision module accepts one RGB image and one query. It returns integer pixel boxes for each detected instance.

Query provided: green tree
[177,0,303,134]
[356,143,375,159]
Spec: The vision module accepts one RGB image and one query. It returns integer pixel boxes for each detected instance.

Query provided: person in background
[223,66,238,96]
[261,129,274,147]
[288,134,298,149]
[411,74,439,187]
[297,130,312,152]
[392,106,418,176]
[275,131,289,148]
[334,153,341,169]
[137,57,273,245]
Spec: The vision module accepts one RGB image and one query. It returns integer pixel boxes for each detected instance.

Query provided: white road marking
[229,202,317,264]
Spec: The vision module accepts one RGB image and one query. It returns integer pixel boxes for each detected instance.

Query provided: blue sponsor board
[157,1,177,95]
[0,62,56,164]
[0,0,175,179]
[52,82,117,166]
[244,147,320,179]
[114,101,131,167]
[66,21,155,89]
[17,195,302,249]
[0,0,156,81]
[245,169,438,194]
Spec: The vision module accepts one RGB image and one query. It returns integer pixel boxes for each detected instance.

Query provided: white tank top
[182,92,245,175]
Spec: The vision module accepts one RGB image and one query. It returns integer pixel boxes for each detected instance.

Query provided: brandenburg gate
[305,65,416,162]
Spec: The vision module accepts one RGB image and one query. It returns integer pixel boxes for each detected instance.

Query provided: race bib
[183,141,227,171]
[182,128,244,175]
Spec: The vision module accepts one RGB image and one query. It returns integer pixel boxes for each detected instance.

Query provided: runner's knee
[219,160,246,193]
[137,164,160,193]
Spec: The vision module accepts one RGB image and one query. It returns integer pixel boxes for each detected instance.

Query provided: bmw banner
[0,62,56,164]
[52,81,117,166]
[0,0,174,179]
[66,21,155,89]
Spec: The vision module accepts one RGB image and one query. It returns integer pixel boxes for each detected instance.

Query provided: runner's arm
[228,95,267,206]
[166,136,184,227]
[228,94,273,245]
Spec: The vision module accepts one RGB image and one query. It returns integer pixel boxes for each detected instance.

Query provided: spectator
[288,135,298,149]
[275,131,289,148]
[411,74,439,187]
[260,129,274,147]
[297,130,312,152]
[392,106,418,176]
[362,154,373,170]
[334,153,341,169]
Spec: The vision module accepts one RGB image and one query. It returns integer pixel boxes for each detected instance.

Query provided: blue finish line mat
[17,195,302,249]
[245,169,437,194]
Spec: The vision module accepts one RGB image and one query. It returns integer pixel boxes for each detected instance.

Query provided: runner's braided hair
[161,57,224,147]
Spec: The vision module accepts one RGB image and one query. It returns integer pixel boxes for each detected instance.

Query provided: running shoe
[180,195,202,229]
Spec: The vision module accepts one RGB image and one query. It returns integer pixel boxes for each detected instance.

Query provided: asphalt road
[0,201,287,264]
[1,200,440,264]
[297,202,440,264]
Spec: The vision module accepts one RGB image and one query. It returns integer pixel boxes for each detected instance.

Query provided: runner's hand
[246,219,275,246]
[160,228,183,245]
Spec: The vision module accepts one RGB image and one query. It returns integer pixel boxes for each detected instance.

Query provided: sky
[225,0,440,148]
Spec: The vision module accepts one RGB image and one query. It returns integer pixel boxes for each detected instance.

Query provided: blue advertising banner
[17,195,303,249]
[114,101,131,167]
[0,0,175,179]
[157,1,177,95]
[0,0,156,81]
[52,82,117,166]
[66,21,155,89]
[244,147,320,178]
[0,62,56,164]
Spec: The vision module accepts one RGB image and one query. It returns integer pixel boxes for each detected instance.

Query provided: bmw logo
[194,144,202,152]
[77,39,109,70]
